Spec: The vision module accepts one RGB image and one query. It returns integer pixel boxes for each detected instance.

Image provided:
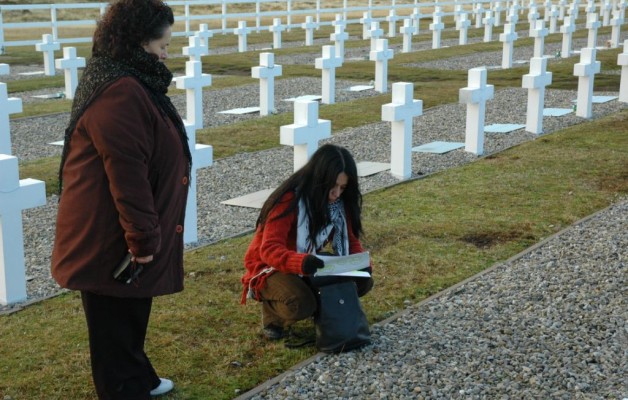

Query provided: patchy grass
[2,109,627,400]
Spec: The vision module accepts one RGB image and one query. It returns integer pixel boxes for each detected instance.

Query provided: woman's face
[328,172,348,203]
[142,25,172,62]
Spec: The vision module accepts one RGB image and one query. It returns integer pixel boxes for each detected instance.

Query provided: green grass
[2,108,627,400]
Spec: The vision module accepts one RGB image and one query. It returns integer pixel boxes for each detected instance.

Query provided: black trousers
[81,291,161,400]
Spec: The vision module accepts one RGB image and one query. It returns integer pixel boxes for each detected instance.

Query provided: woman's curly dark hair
[92,0,174,60]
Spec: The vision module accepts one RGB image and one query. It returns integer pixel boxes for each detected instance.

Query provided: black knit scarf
[58,48,192,193]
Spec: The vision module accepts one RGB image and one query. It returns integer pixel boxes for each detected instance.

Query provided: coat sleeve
[80,78,160,257]
[258,195,307,275]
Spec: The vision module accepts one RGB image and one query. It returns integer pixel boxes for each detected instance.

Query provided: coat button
[182,176,188,185]
[176,225,183,233]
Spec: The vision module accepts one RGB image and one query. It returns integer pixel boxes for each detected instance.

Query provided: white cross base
[0,83,23,155]
[0,155,46,305]
[0,64,9,75]
[382,82,423,179]
[175,61,212,129]
[460,67,495,155]
[280,100,331,171]
[54,47,86,100]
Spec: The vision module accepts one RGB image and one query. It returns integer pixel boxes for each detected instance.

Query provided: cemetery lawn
[2,109,627,399]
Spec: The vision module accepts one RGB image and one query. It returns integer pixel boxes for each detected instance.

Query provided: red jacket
[51,77,189,298]
[241,191,365,303]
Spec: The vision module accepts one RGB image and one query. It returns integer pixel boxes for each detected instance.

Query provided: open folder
[314,252,371,277]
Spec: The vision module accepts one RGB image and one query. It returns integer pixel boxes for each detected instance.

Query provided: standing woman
[241,144,374,339]
[51,0,191,398]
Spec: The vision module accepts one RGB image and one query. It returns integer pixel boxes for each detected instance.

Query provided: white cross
[475,4,485,28]
[269,18,286,49]
[543,0,552,21]
[280,100,331,172]
[609,10,624,48]
[330,24,348,62]
[584,0,596,15]
[586,12,601,48]
[315,45,342,104]
[493,1,504,26]
[602,0,612,25]
[252,52,283,115]
[574,47,601,118]
[522,57,553,134]
[332,13,347,31]
[618,39,628,102]
[500,23,519,69]
[360,11,374,39]
[530,19,549,58]
[197,24,213,55]
[0,64,8,75]
[430,10,445,49]
[507,8,520,25]
[459,67,494,155]
[182,122,213,244]
[234,21,251,52]
[175,61,212,129]
[411,7,426,34]
[54,47,85,100]
[35,34,60,76]
[528,5,540,32]
[0,82,22,155]
[369,38,394,93]
[369,21,384,51]
[182,35,205,62]
[559,0,568,19]
[454,4,464,25]
[457,12,471,45]
[0,154,46,305]
[483,10,495,42]
[382,82,423,179]
[302,16,318,46]
[386,9,400,37]
[560,15,576,57]
[400,18,417,52]
[549,5,559,33]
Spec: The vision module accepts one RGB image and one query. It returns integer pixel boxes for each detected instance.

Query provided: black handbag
[314,280,371,353]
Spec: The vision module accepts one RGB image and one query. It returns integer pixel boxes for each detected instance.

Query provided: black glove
[301,255,325,275]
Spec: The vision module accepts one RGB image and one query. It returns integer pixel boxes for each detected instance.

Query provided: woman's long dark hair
[257,144,363,245]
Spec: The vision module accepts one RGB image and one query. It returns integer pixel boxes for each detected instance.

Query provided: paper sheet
[314,252,370,277]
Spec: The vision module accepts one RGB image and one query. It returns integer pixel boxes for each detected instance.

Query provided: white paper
[314,252,370,276]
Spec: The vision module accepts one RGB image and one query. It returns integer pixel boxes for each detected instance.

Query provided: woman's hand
[301,255,325,275]
[131,254,154,264]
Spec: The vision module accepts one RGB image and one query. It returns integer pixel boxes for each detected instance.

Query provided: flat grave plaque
[356,161,390,177]
[412,141,465,153]
[484,123,525,133]
[221,188,274,209]
[217,106,260,115]
[543,108,572,116]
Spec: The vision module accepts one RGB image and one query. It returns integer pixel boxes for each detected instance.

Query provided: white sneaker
[150,378,174,396]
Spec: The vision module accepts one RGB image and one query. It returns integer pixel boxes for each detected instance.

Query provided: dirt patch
[460,228,536,249]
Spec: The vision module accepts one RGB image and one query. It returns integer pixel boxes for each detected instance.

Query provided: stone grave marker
[182,35,205,62]
[234,21,251,52]
[483,10,495,42]
[386,10,400,37]
[175,61,212,129]
[609,10,624,48]
[252,52,282,115]
[330,24,348,62]
[270,18,286,49]
[412,6,426,34]
[430,8,445,49]
[522,57,553,134]
[457,12,472,45]
[531,20,549,58]
[544,0,552,21]
[500,23,519,68]
[559,0,568,19]
[494,1,505,26]
[54,47,85,100]
[315,45,342,104]
[369,21,384,51]
[302,16,317,46]
[460,67,494,155]
[475,3,485,28]
[382,82,423,179]
[618,39,628,102]
[0,155,46,305]
[602,0,612,25]
[400,18,417,52]
[560,15,576,57]
[35,34,60,76]
[369,38,394,93]
[197,23,213,54]
[0,64,8,75]
[0,81,22,155]
[574,47,601,118]
[528,5,540,31]
[586,13,601,48]
[280,100,331,171]
[549,5,559,33]
[360,11,374,39]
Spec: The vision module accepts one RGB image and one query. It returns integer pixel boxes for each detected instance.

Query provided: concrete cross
[175,61,212,129]
[493,1,504,26]
[522,57,553,134]
[584,0,597,16]
[381,82,423,179]
[54,47,85,100]
[35,34,60,76]
[411,6,426,34]
[369,21,384,51]
[454,4,464,25]
[574,47,601,118]
[457,12,472,45]
[559,0,568,19]
[549,5,560,33]
[386,9,400,38]
[602,0,612,25]
[586,12,601,48]
[182,122,213,244]
[430,9,445,49]
[459,67,494,155]
[507,7,520,26]
[269,18,286,49]
[528,5,541,32]
[500,23,519,69]
[531,19,549,58]
[544,0,552,21]
[560,15,576,57]
[252,52,283,115]
[400,18,417,52]
[315,45,342,104]
[0,64,8,75]
[369,38,394,93]
[0,154,46,305]
[197,24,213,55]
[332,13,347,31]
[618,39,628,102]
[360,11,374,39]
[302,16,318,46]
[0,82,22,155]
[483,10,495,42]
[330,24,348,62]
[280,100,331,172]
[609,10,624,48]
[182,35,205,62]
[234,21,251,52]
[475,3,485,28]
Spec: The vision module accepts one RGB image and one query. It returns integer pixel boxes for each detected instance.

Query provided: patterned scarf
[58,48,192,193]
[296,198,349,256]
[327,199,347,256]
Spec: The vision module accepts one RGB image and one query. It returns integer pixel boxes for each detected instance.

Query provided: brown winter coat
[51,77,189,298]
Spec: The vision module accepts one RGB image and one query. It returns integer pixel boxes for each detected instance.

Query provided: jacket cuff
[126,226,161,257]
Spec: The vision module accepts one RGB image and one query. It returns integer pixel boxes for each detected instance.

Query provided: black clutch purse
[112,253,143,284]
